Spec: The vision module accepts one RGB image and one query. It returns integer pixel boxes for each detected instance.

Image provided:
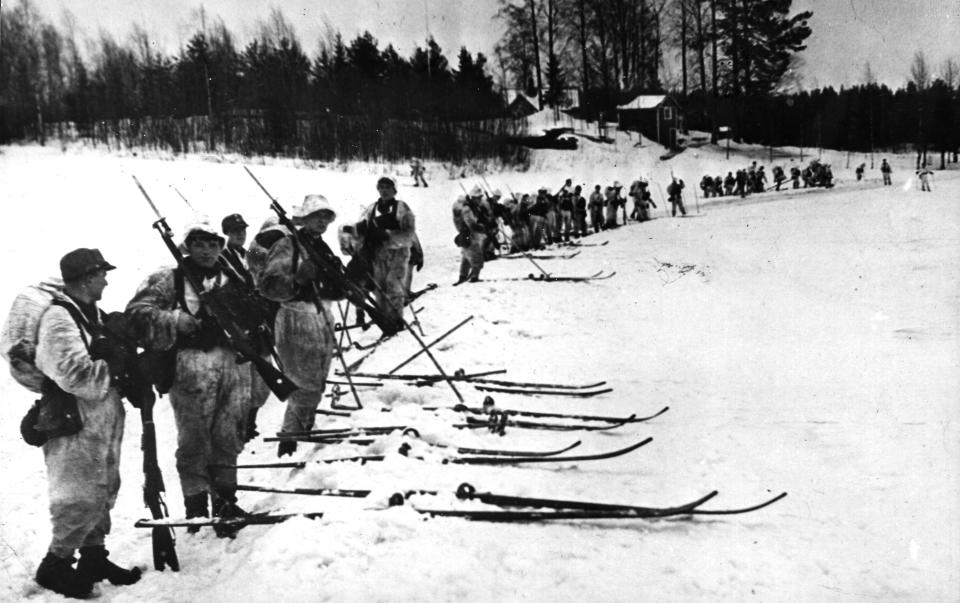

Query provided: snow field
[0,134,957,601]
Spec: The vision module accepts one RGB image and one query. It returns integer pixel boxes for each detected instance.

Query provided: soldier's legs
[275,302,336,434]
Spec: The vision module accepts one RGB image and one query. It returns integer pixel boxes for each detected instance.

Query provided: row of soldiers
[451,177,687,282]
[5,177,421,597]
[698,160,840,199]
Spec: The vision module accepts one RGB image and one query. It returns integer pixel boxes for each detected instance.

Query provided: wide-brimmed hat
[60,248,116,281]
[182,219,225,246]
[293,194,336,220]
[253,215,290,249]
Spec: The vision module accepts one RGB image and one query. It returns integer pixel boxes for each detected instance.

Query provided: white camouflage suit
[258,235,338,434]
[125,268,251,500]
[35,295,124,559]
[358,199,416,328]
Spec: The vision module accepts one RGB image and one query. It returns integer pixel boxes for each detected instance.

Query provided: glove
[176,312,202,336]
[294,259,318,285]
[413,257,424,271]
[89,336,125,377]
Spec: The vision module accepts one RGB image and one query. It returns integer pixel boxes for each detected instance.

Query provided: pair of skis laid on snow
[135,480,786,527]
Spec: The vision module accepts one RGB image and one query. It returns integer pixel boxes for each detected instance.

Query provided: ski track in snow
[0,132,958,601]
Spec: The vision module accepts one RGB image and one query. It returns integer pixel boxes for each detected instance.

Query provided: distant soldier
[700,175,714,199]
[529,187,551,248]
[735,170,747,197]
[855,163,865,182]
[667,178,687,217]
[604,186,619,228]
[713,175,723,197]
[453,185,493,283]
[559,184,575,241]
[790,166,801,189]
[410,158,428,187]
[724,172,736,196]
[573,185,588,237]
[881,159,892,185]
[917,168,933,192]
[613,181,627,224]
[755,166,767,192]
[588,185,605,233]
[772,166,786,191]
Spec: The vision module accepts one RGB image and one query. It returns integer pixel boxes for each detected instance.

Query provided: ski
[135,512,325,528]
[502,250,581,260]
[456,377,606,390]
[524,271,616,282]
[412,491,786,521]
[218,440,584,471]
[339,369,507,383]
[473,385,613,398]
[559,240,609,248]
[448,437,652,465]
[463,414,635,432]
[447,405,668,424]
[215,455,386,470]
[451,482,718,515]
[236,484,373,498]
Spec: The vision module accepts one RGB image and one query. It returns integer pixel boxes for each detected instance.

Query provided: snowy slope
[0,138,957,602]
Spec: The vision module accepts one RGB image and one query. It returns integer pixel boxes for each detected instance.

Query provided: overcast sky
[24,0,960,90]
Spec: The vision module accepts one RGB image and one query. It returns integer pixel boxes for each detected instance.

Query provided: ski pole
[388,315,474,375]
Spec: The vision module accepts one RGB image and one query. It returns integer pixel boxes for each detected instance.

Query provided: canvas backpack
[0,278,69,393]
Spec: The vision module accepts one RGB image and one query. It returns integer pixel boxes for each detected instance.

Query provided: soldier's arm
[125,269,182,352]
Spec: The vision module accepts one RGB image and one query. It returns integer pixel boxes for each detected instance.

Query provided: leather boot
[244,407,260,443]
[211,489,248,539]
[184,492,209,534]
[277,440,297,458]
[35,552,94,599]
[77,545,141,586]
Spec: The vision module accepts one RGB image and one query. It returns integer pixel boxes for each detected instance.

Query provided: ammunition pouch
[21,378,84,446]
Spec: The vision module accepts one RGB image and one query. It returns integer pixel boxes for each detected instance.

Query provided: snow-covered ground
[1,125,958,602]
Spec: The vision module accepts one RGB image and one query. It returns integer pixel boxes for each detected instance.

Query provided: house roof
[617,95,669,110]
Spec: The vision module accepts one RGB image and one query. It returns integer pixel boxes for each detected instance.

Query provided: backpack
[1,278,66,393]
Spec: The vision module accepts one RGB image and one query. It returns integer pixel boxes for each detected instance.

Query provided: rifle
[243,167,398,336]
[131,175,298,402]
[95,314,179,571]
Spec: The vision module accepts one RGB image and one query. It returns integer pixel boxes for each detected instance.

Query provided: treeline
[496,0,812,110]
[0,2,522,162]
[682,53,960,168]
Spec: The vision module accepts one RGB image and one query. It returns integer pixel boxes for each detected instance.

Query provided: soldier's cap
[221,213,249,234]
[377,176,396,189]
[469,185,484,197]
[538,186,549,193]
[293,194,336,220]
[183,219,225,246]
[613,180,623,188]
[491,189,502,197]
[60,248,116,282]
